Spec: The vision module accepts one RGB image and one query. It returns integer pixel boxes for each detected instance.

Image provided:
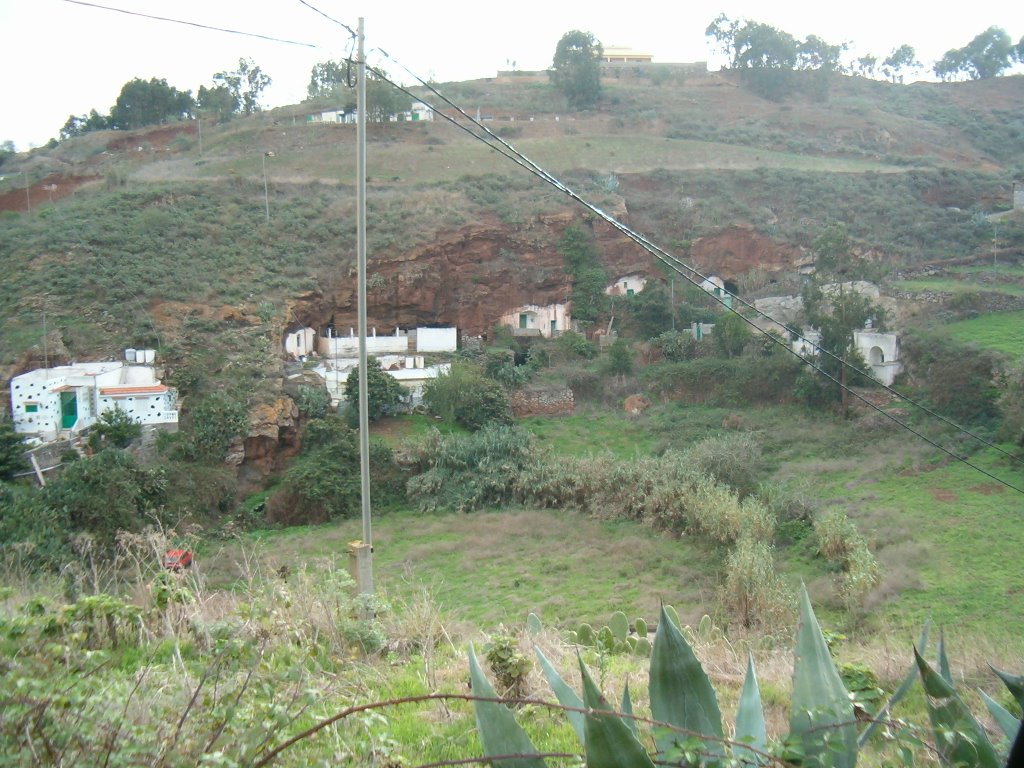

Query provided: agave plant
[468,586,1023,767]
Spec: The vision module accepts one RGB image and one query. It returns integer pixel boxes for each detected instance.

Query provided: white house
[10,360,178,444]
[500,304,572,337]
[283,326,317,360]
[853,329,903,386]
[700,276,734,308]
[313,326,458,357]
[605,274,647,296]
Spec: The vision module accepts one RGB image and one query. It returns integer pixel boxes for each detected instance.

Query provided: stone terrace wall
[510,387,574,417]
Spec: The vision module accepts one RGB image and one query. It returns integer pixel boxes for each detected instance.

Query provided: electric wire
[295,0,356,39]
[365,54,1024,495]
[371,49,1020,467]
[61,0,320,48]
[49,1,1024,493]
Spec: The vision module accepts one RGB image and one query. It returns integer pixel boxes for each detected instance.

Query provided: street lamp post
[262,151,274,222]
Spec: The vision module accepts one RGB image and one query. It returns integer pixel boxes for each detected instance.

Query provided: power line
[295,0,356,39]
[62,0,320,48]
[45,4,1024,493]
[365,53,1024,495]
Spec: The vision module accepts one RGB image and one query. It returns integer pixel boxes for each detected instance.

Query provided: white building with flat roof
[10,360,177,444]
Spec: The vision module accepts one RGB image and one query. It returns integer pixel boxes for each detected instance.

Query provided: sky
[1,0,1022,150]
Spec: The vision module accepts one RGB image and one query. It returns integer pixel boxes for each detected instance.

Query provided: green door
[519,313,528,329]
[60,391,78,429]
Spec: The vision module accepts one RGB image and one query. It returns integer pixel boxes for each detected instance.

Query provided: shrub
[295,384,331,419]
[603,338,633,375]
[422,363,512,431]
[267,416,404,524]
[682,432,765,496]
[653,329,697,362]
[555,330,597,360]
[722,534,793,629]
[87,408,142,451]
[0,419,28,481]
[406,425,535,512]
[183,390,248,461]
[344,357,407,423]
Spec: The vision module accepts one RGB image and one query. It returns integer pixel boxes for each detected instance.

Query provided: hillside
[2,73,1024,373]
[2,69,1024,767]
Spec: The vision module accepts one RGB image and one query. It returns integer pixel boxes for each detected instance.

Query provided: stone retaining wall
[510,387,574,417]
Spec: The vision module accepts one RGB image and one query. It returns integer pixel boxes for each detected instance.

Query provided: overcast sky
[1,0,1021,150]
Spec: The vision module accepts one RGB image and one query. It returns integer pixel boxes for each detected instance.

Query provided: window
[24,403,38,413]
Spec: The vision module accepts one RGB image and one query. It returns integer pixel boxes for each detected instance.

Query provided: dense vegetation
[2,61,1024,766]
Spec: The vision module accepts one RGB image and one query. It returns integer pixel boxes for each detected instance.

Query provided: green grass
[944,310,1024,361]
[212,507,729,630]
[891,278,1024,297]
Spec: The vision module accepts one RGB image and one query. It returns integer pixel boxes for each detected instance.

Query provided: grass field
[945,309,1024,361]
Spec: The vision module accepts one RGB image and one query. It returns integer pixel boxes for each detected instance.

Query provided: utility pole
[352,16,374,604]
[993,223,998,267]
[262,151,274,222]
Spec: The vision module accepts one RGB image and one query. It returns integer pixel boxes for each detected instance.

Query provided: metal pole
[356,17,374,597]
[993,224,997,267]
[262,152,270,223]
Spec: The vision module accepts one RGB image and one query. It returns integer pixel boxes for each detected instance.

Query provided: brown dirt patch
[106,123,196,153]
[968,483,1004,496]
[0,172,100,212]
[930,488,956,503]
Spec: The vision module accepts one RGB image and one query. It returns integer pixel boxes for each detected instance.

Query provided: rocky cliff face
[291,203,659,335]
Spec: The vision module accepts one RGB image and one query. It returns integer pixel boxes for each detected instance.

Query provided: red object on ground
[164,549,193,570]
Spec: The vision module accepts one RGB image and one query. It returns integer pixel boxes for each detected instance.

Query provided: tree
[87,409,142,452]
[881,45,920,83]
[604,338,633,376]
[0,420,28,481]
[213,58,271,115]
[713,311,753,358]
[196,84,237,122]
[934,27,1015,80]
[60,109,110,140]
[109,78,194,130]
[559,224,607,323]
[801,280,886,414]
[705,14,741,64]
[308,59,349,99]
[853,54,878,78]
[550,30,603,110]
[422,363,513,431]
[344,358,406,423]
[811,222,855,276]
[732,21,799,100]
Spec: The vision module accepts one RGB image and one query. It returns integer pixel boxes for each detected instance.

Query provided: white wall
[415,327,457,352]
[318,328,409,357]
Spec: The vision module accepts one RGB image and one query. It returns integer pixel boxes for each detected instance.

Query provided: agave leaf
[979,689,1021,742]
[859,620,930,748]
[789,585,857,768]
[938,630,952,685]
[734,653,767,765]
[526,612,542,636]
[914,647,1000,768]
[622,680,638,738]
[992,667,1024,712]
[649,604,724,759]
[579,656,655,768]
[664,604,681,630]
[534,646,585,746]
[468,644,546,768]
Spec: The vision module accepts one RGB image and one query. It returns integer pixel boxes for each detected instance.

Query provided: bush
[406,425,535,512]
[182,391,248,461]
[267,416,404,524]
[653,329,697,362]
[555,330,597,360]
[682,432,765,496]
[344,357,407,423]
[0,419,28,481]
[422,363,513,431]
[722,535,792,629]
[295,384,331,419]
[87,408,142,451]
